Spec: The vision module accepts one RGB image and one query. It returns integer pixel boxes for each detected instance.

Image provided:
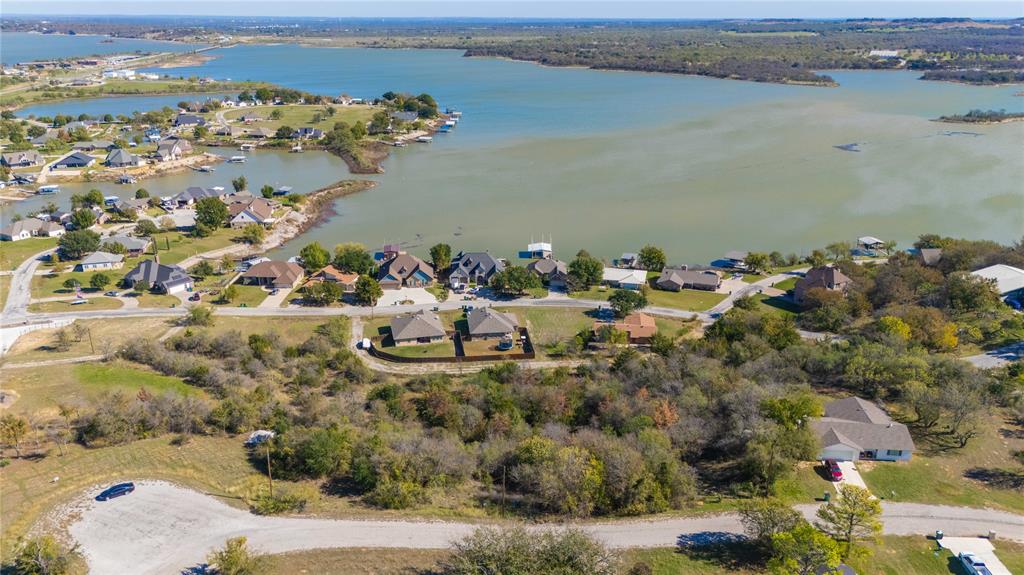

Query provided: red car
[824,459,843,481]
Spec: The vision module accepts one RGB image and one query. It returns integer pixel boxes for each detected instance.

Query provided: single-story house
[916,248,943,267]
[122,259,193,294]
[309,265,359,293]
[723,251,749,269]
[248,127,276,139]
[1,150,43,167]
[292,127,324,140]
[105,235,152,257]
[527,258,568,288]
[593,311,657,345]
[174,113,206,128]
[971,264,1024,298]
[238,113,263,124]
[378,252,435,290]
[51,151,96,170]
[390,309,447,345]
[156,136,192,162]
[30,131,59,147]
[449,251,505,288]
[467,307,519,339]
[811,397,915,462]
[617,252,639,269]
[389,111,420,123]
[114,198,150,218]
[240,260,304,289]
[105,148,141,168]
[77,251,124,271]
[216,125,248,138]
[656,267,721,292]
[172,186,225,207]
[794,265,852,304]
[72,140,115,152]
[228,198,275,228]
[0,218,65,241]
[602,267,648,290]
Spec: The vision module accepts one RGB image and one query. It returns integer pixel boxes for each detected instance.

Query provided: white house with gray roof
[390,310,447,346]
[811,397,915,462]
[77,251,124,271]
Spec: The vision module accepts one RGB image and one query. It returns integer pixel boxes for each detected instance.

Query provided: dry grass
[27,297,124,313]
[2,318,173,364]
[259,548,447,575]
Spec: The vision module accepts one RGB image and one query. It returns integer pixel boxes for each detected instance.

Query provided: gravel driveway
[66,482,1024,575]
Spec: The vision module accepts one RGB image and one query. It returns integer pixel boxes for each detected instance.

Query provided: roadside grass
[0,274,9,303]
[860,413,1024,514]
[772,277,799,291]
[460,338,518,356]
[751,293,800,318]
[27,297,123,313]
[2,317,173,365]
[524,287,548,299]
[0,236,57,270]
[424,284,449,302]
[772,461,834,504]
[644,288,727,312]
[203,284,269,307]
[258,548,448,575]
[222,103,377,131]
[567,285,612,301]
[133,292,181,308]
[0,435,261,558]
[385,340,457,359]
[1,361,202,417]
[194,316,342,347]
[31,269,121,298]
[511,307,594,346]
[653,316,700,340]
[151,228,242,265]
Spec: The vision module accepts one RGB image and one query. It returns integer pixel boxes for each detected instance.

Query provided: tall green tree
[489,265,541,296]
[232,175,248,193]
[70,208,96,230]
[12,535,81,575]
[207,536,260,575]
[568,254,603,291]
[299,242,331,272]
[354,275,383,307]
[195,197,229,229]
[815,484,882,559]
[608,289,647,317]
[637,245,667,271]
[768,522,842,575]
[333,243,374,275]
[58,230,100,259]
[738,498,803,544]
[429,243,452,275]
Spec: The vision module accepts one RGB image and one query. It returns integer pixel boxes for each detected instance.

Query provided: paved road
[2,247,54,321]
[964,342,1024,369]
[66,481,1024,575]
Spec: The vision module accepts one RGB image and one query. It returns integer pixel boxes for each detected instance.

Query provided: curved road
[67,482,1024,575]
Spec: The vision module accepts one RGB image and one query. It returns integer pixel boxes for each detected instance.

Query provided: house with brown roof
[309,265,359,293]
[390,310,447,346]
[527,258,568,288]
[794,265,852,304]
[656,267,721,292]
[1,150,43,167]
[0,218,65,241]
[378,252,434,289]
[228,198,276,228]
[467,307,519,339]
[810,397,915,462]
[240,260,304,289]
[593,312,657,345]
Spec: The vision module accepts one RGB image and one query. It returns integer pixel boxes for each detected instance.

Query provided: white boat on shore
[415,136,433,143]
[197,165,215,172]
[228,156,247,163]
[37,185,60,194]
[290,144,303,153]
[239,143,256,151]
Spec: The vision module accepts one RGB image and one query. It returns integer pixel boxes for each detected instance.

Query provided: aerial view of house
[811,397,915,462]
[390,309,447,345]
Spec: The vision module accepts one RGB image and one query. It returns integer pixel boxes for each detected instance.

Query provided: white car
[959,552,994,575]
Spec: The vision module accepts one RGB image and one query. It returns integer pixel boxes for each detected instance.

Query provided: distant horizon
[2,1,1022,20]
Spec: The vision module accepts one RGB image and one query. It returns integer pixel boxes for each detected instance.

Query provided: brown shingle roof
[390,310,446,342]
[241,260,303,284]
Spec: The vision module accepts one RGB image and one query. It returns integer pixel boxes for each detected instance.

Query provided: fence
[368,327,536,364]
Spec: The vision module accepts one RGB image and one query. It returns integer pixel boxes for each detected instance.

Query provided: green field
[203,283,269,307]
[196,316,345,347]
[150,229,242,265]
[27,297,124,313]
[2,318,174,365]
[752,293,800,318]
[134,292,182,308]
[644,288,728,312]
[222,104,377,132]
[31,269,122,298]
[0,237,57,270]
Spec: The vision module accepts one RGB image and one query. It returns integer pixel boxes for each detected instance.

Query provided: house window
[885,450,902,457]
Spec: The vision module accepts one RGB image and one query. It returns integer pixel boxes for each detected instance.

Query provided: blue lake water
[0,32,199,65]
[5,41,1022,263]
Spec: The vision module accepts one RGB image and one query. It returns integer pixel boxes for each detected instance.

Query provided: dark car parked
[96,482,135,501]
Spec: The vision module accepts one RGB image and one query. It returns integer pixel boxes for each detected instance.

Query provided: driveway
[836,461,870,493]
[258,288,290,308]
[63,482,1024,575]
[964,342,1024,369]
[938,537,1012,575]
[376,287,436,307]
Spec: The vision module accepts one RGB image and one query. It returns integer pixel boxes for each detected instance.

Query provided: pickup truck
[959,552,994,575]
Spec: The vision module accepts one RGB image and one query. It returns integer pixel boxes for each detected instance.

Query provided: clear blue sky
[3,1,1022,19]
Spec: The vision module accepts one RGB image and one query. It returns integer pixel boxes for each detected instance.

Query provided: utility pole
[501,465,506,517]
[265,442,274,497]
[87,327,95,354]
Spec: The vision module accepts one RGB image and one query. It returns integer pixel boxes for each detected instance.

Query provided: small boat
[290,144,303,153]
[239,143,256,151]
[197,165,215,172]
[37,185,60,194]
[390,141,407,148]
[228,155,247,163]
[211,186,225,192]
[437,125,451,133]
[118,174,137,184]
[444,120,457,127]
[274,186,292,196]
[415,136,433,143]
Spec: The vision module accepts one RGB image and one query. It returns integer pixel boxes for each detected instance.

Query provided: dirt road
[66,482,1024,575]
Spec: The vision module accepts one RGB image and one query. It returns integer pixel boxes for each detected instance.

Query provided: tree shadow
[963,467,1024,490]
[675,532,762,571]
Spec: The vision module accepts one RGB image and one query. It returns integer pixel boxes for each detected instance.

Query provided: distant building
[917,248,943,266]
[656,267,721,292]
[173,113,206,128]
[593,311,657,345]
[0,218,65,241]
[105,148,141,168]
[291,127,324,140]
[378,252,435,290]
[105,235,152,257]
[467,307,519,339]
[309,265,359,293]
[449,251,505,288]
[868,50,900,58]
[122,259,193,294]
[527,258,568,288]
[77,251,124,272]
[971,264,1024,297]
[240,260,304,289]
[723,251,749,269]
[228,198,276,228]
[601,267,647,290]
[1,150,43,167]
[156,136,192,162]
[390,310,446,345]
[794,265,852,304]
[72,140,115,152]
[51,151,96,170]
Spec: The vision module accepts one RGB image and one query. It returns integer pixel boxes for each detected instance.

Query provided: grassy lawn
[151,229,242,265]
[385,339,456,359]
[196,316,343,347]
[425,284,449,302]
[133,292,182,308]
[259,548,448,575]
[0,237,57,270]
[645,288,728,312]
[772,277,799,291]
[1,361,202,417]
[773,461,834,504]
[27,297,123,313]
[31,269,122,298]
[0,274,9,303]
[222,103,377,131]
[461,337,519,357]
[512,307,594,346]
[203,283,269,307]
[860,413,1024,514]
[568,285,613,301]
[2,318,174,365]
[752,294,800,318]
